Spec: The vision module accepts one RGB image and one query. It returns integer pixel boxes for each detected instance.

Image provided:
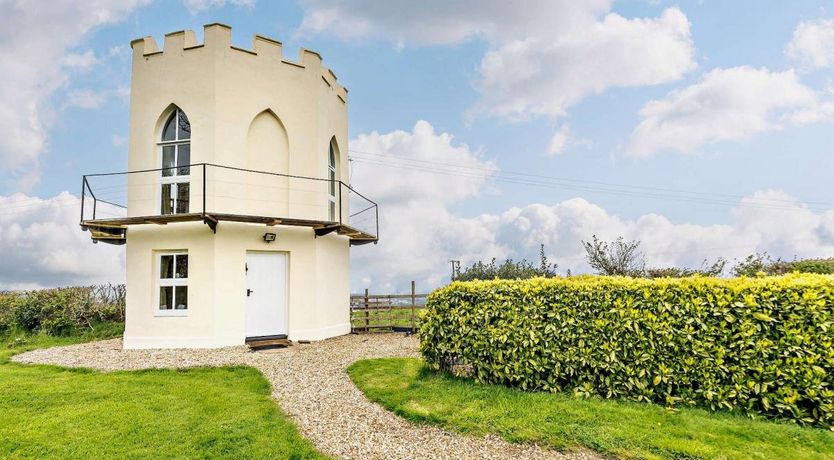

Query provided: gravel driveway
[13,333,598,460]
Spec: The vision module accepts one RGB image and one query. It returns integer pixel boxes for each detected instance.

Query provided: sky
[2,0,834,291]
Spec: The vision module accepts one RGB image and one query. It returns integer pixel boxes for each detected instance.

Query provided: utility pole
[449,260,460,281]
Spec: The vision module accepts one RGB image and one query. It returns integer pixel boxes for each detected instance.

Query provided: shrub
[769,259,834,275]
[454,244,558,281]
[0,284,125,335]
[0,292,22,334]
[420,274,834,426]
[645,258,727,278]
[582,235,645,276]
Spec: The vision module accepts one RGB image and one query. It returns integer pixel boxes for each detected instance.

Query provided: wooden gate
[350,281,427,333]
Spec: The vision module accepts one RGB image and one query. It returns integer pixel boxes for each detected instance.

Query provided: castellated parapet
[126,23,350,222]
[130,23,347,101]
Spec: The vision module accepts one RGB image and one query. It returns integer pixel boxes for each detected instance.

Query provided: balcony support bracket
[203,214,218,233]
[314,224,340,238]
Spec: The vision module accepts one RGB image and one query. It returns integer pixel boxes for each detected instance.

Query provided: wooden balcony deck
[81,212,378,246]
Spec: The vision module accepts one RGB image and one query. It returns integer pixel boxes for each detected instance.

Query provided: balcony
[80,163,378,246]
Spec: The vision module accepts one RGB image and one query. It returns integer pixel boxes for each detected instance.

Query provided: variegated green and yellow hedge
[419,274,834,425]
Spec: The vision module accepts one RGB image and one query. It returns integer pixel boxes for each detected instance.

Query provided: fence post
[411,281,416,333]
[364,288,369,332]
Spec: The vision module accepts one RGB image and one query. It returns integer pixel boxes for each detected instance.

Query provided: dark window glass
[177,144,190,176]
[178,110,191,140]
[162,112,177,141]
[162,146,175,177]
[161,184,172,215]
[329,202,336,221]
[160,255,174,278]
[176,183,189,214]
[159,286,173,309]
[175,255,188,279]
[175,286,188,310]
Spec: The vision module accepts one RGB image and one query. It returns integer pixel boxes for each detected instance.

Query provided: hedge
[419,274,834,426]
[0,285,125,335]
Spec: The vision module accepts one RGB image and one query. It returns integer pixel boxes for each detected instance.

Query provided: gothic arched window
[159,108,190,214]
[328,143,337,221]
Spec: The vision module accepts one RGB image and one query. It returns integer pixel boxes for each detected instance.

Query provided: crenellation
[163,30,197,52]
[204,23,232,49]
[131,36,159,56]
[230,45,257,56]
[299,48,323,67]
[281,59,305,69]
[253,35,282,60]
[131,24,347,97]
[321,69,336,88]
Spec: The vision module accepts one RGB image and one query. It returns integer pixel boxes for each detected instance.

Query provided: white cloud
[350,123,834,291]
[65,90,109,110]
[473,8,695,119]
[299,0,610,45]
[62,50,100,70]
[349,121,501,290]
[547,125,571,156]
[0,192,125,289]
[786,19,834,69]
[182,0,255,14]
[64,86,130,110]
[627,66,833,156]
[298,1,695,121]
[0,0,149,175]
[350,120,496,206]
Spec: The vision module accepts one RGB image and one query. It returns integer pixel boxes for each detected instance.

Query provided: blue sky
[2,0,834,290]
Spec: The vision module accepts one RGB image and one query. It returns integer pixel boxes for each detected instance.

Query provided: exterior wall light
[263,232,277,243]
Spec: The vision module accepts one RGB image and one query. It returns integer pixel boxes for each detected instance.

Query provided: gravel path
[13,333,598,460]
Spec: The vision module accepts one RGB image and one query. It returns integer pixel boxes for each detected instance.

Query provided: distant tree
[454,244,558,281]
[732,252,773,277]
[732,253,834,276]
[582,235,645,277]
[646,258,727,278]
[769,258,834,275]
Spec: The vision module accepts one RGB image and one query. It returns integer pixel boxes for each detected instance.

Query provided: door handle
[247,289,254,297]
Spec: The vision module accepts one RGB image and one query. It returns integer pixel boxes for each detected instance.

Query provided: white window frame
[155,251,189,317]
[158,108,191,215]
[328,144,337,221]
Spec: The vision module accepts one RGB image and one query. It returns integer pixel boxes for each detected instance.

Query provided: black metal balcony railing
[80,163,378,244]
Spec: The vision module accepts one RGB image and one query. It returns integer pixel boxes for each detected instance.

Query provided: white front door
[245,252,288,338]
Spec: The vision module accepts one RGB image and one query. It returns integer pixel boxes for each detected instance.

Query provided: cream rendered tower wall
[123,24,351,349]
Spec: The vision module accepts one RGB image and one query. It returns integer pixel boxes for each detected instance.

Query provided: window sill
[155,310,188,317]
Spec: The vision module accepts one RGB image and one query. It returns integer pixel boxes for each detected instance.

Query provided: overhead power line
[348,149,834,213]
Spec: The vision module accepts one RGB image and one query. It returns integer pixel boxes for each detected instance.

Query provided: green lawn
[348,358,834,460]
[0,326,327,459]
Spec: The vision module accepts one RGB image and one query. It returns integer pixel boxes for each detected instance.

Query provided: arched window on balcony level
[328,142,337,221]
[159,107,190,215]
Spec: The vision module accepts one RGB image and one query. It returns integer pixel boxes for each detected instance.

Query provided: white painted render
[122,24,352,349]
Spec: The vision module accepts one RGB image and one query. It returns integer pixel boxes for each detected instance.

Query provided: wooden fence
[350,281,427,333]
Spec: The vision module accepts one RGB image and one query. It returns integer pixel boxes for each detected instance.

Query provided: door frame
[244,250,290,339]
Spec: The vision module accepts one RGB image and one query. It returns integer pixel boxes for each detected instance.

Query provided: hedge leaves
[419,274,834,426]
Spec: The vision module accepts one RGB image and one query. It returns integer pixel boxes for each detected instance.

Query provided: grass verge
[0,325,327,459]
[348,357,834,460]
